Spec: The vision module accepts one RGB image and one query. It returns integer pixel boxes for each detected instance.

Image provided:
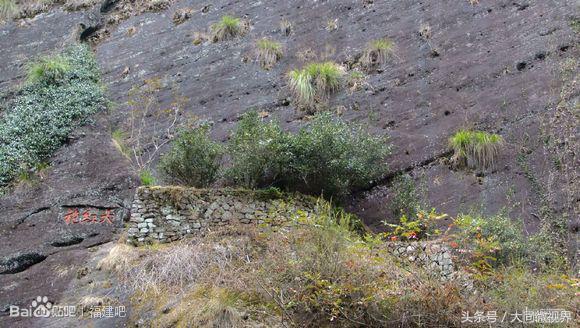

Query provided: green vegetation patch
[255,38,283,70]
[157,111,390,199]
[226,111,390,198]
[288,61,344,110]
[0,44,106,188]
[449,129,503,169]
[26,54,71,84]
[360,38,395,70]
[0,0,17,21]
[211,15,247,42]
[158,126,223,188]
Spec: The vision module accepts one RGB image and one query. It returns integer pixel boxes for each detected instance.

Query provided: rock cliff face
[0,0,577,326]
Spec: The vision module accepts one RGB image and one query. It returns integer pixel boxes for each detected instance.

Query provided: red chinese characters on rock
[63,208,114,225]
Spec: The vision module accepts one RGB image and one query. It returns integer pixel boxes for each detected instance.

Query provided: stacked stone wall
[127,187,457,279]
[127,187,317,245]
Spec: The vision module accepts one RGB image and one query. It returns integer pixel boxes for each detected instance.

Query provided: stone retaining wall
[386,241,454,279]
[126,187,456,278]
[127,187,318,245]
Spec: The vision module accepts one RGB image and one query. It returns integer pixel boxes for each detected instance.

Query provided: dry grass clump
[102,238,245,294]
[192,31,208,45]
[172,7,193,25]
[288,61,344,109]
[279,18,292,36]
[449,129,504,169]
[325,18,338,31]
[419,23,432,40]
[359,38,395,70]
[96,243,139,273]
[255,38,283,70]
[211,15,248,42]
[164,286,248,328]
[103,204,577,327]
[346,70,369,93]
[63,0,99,11]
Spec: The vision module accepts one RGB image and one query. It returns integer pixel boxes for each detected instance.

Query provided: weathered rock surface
[0,252,47,274]
[0,0,578,326]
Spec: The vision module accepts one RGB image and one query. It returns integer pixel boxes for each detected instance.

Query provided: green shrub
[158,127,223,187]
[359,38,394,70]
[27,55,71,84]
[0,0,17,21]
[454,214,527,271]
[139,169,156,186]
[0,44,105,189]
[288,62,344,109]
[226,112,390,198]
[384,209,446,240]
[211,15,247,42]
[255,38,282,70]
[225,112,292,188]
[449,129,503,169]
[286,113,390,197]
[387,174,420,218]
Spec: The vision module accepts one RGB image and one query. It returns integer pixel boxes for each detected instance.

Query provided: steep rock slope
[0,0,577,326]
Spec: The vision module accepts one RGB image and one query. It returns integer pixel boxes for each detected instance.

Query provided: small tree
[123,78,186,175]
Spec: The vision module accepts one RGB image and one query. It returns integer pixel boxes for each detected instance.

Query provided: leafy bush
[211,15,247,42]
[453,214,527,273]
[27,55,71,84]
[288,61,344,109]
[255,38,283,70]
[158,127,223,187]
[0,44,105,189]
[383,209,447,240]
[449,129,503,169]
[286,113,390,197]
[226,112,390,198]
[359,38,395,70]
[225,112,292,188]
[387,173,421,218]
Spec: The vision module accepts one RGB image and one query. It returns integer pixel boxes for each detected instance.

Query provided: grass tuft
[360,38,395,70]
[279,18,292,36]
[288,61,344,109]
[255,38,283,70]
[211,15,247,42]
[0,0,17,21]
[449,129,504,169]
[139,169,156,186]
[27,55,71,84]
